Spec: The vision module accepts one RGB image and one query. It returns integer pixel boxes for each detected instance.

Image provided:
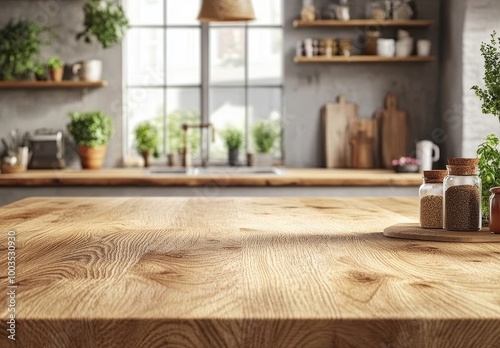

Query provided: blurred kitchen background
[0,0,498,170]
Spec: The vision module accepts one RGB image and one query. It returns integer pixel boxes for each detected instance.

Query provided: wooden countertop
[0,168,421,187]
[1,197,499,347]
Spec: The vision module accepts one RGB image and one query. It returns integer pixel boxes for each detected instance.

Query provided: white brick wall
[462,0,500,156]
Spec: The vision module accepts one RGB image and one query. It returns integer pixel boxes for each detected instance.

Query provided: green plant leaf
[77,0,129,49]
[135,122,159,153]
[222,127,243,150]
[67,111,114,147]
[252,121,278,154]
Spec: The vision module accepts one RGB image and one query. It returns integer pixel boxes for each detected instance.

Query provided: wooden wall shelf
[0,80,108,89]
[293,19,433,28]
[294,56,436,63]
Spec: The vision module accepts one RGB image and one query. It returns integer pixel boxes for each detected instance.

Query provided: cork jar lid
[423,170,447,183]
[447,158,479,166]
[447,165,478,176]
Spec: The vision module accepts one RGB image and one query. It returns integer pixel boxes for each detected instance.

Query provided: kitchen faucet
[181,123,215,168]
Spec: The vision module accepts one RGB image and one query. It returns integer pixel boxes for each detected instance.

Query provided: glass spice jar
[443,158,482,231]
[301,0,316,21]
[489,187,500,234]
[419,170,447,229]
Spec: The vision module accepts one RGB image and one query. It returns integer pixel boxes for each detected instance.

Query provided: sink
[190,167,284,175]
[147,167,284,175]
[147,167,188,175]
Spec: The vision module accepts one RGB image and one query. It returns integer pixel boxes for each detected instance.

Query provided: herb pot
[228,149,239,166]
[489,187,500,234]
[77,145,107,170]
[167,153,178,167]
[50,67,63,82]
[141,151,153,168]
[254,153,273,167]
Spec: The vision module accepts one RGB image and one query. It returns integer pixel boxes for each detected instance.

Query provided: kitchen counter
[1,197,499,347]
[0,168,421,187]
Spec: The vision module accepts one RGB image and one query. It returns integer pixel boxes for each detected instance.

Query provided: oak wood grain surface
[0,168,421,187]
[1,197,500,348]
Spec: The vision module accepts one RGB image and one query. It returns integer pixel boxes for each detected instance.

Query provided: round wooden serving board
[383,223,500,243]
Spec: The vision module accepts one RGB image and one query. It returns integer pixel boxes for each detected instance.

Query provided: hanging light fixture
[198,0,255,22]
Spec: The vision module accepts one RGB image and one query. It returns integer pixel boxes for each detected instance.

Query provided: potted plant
[77,0,129,48]
[75,0,129,81]
[166,111,200,166]
[67,111,114,170]
[223,127,243,166]
[33,61,47,81]
[0,20,45,80]
[134,122,159,167]
[47,56,64,82]
[252,121,278,167]
[472,31,500,222]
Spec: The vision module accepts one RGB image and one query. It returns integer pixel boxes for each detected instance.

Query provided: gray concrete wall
[0,0,440,168]
[0,0,123,167]
[283,0,441,167]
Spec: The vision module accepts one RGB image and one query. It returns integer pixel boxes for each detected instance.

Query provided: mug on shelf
[377,38,395,57]
[417,40,432,56]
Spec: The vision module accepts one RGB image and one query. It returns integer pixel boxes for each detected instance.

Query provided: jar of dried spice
[419,170,447,229]
[443,158,482,231]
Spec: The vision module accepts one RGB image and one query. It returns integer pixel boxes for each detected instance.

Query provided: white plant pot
[254,153,273,167]
[73,60,103,81]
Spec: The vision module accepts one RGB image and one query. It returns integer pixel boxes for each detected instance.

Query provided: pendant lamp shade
[198,0,255,22]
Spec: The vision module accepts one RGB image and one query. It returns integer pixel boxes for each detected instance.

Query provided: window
[124,0,283,163]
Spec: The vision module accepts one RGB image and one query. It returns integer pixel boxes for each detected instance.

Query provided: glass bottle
[489,187,500,234]
[335,0,351,21]
[419,170,446,229]
[443,158,482,231]
[301,0,316,21]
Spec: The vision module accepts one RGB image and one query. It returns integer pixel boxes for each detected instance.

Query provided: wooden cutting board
[384,223,500,243]
[323,96,357,168]
[376,94,408,169]
[350,118,377,169]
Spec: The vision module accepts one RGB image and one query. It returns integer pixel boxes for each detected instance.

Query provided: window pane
[250,0,283,26]
[248,88,282,156]
[166,88,201,157]
[166,0,201,25]
[210,28,245,86]
[126,29,165,86]
[210,88,246,161]
[166,29,201,85]
[127,88,165,154]
[127,0,164,26]
[248,28,282,85]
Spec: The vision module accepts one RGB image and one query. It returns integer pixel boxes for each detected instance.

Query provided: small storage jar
[443,158,481,231]
[419,170,447,229]
[489,187,500,234]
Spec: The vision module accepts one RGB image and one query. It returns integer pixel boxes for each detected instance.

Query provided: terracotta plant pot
[77,145,107,170]
[141,151,153,168]
[50,67,63,82]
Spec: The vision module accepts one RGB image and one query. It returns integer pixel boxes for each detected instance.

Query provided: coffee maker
[28,130,66,169]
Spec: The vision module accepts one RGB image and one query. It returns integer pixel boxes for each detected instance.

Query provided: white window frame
[123,1,284,164]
